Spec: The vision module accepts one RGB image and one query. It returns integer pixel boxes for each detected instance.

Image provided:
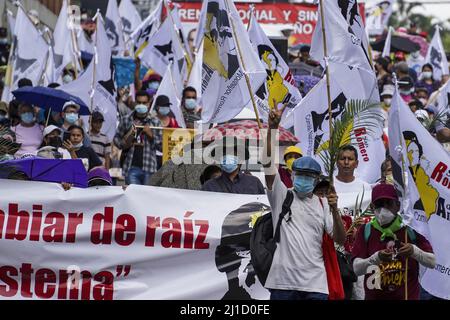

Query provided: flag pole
[163,0,192,75]
[68,0,84,74]
[318,0,334,183]
[225,0,262,129]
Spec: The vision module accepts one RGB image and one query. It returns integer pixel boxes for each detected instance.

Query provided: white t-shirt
[334,176,372,218]
[13,123,44,157]
[265,174,333,294]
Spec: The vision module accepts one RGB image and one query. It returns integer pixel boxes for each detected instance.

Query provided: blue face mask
[65,112,78,124]
[158,106,170,116]
[20,112,34,124]
[293,175,316,197]
[135,104,148,114]
[148,81,160,90]
[221,155,239,173]
[185,98,197,110]
[0,114,6,121]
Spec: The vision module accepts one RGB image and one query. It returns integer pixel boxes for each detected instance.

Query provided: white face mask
[383,98,392,105]
[374,207,396,226]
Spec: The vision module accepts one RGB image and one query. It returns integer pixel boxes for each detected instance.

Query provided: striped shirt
[89,132,111,165]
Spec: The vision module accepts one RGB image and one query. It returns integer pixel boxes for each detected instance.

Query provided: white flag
[171,5,191,59]
[77,29,94,55]
[105,0,126,56]
[198,0,266,124]
[10,6,48,88]
[152,63,186,128]
[139,13,187,80]
[425,26,449,82]
[429,79,450,114]
[130,0,163,57]
[388,84,450,300]
[311,0,372,71]
[187,39,203,101]
[53,0,80,79]
[61,15,117,141]
[119,0,142,36]
[289,62,383,184]
[248,11,302,122]
[7,10,15,36]
[365,0,394,36]
[382,26,393,58]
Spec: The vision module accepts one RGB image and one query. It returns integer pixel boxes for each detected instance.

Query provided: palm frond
[420,107,447,133]
[316,99,383,182]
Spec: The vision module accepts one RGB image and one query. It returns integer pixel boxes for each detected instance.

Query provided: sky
[409,2,450,23]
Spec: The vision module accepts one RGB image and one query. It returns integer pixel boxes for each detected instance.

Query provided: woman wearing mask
[38,125,72,159]
[63,125,102,171]
[12,103,43,157]
[416,64,440,96]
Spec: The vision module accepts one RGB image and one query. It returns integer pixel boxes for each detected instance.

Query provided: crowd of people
[0,7,448,301]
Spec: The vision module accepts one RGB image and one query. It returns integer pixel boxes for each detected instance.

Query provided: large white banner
[0,180,270,300]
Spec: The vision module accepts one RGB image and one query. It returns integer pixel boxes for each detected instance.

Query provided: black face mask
[48,136,62,148]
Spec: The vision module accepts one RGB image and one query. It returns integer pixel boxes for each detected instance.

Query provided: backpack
[250,190,294,287]
[363,223,417,243]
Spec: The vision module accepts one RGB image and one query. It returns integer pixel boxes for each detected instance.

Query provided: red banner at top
[176,1,365,46]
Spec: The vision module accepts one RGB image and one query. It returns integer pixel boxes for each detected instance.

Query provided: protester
[278,146,303,188]
[380,84,394,127]
[154,95,179,128]
[351,183,436,300]
[414,87,429,106]
[415,63,441,96]
[262,107,346,300]
[334,145,372,217]
[202,138,265,195]
[114,90,162,185]
[38,125,71,159]
[375,57,392,91]
[60,101,91,147]
[181,87,201,129]
[63,125,102,171]
[12,103,43,157]
[87,167,113,187]
[397,75,415,103]
[89,111,111,169]
[379,158,393,185]
[293,45,320,67]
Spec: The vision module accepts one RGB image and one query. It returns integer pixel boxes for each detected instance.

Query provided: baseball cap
[91,111,104,122]
[87,167,112,186]
[43,125,62,137]
[292,156,322,175]
[372,183,398,203]
[62,101,80,113]
[155,95,172,106]
[381,85,395,97]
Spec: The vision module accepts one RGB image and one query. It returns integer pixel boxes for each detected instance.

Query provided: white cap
[381,84,395,97]
[43,125,62,137]
[62,101,81,113]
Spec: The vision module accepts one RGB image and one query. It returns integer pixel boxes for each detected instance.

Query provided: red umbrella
[202,120,299,145]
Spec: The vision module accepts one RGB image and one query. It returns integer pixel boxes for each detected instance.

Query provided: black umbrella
[371,35,421,53]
